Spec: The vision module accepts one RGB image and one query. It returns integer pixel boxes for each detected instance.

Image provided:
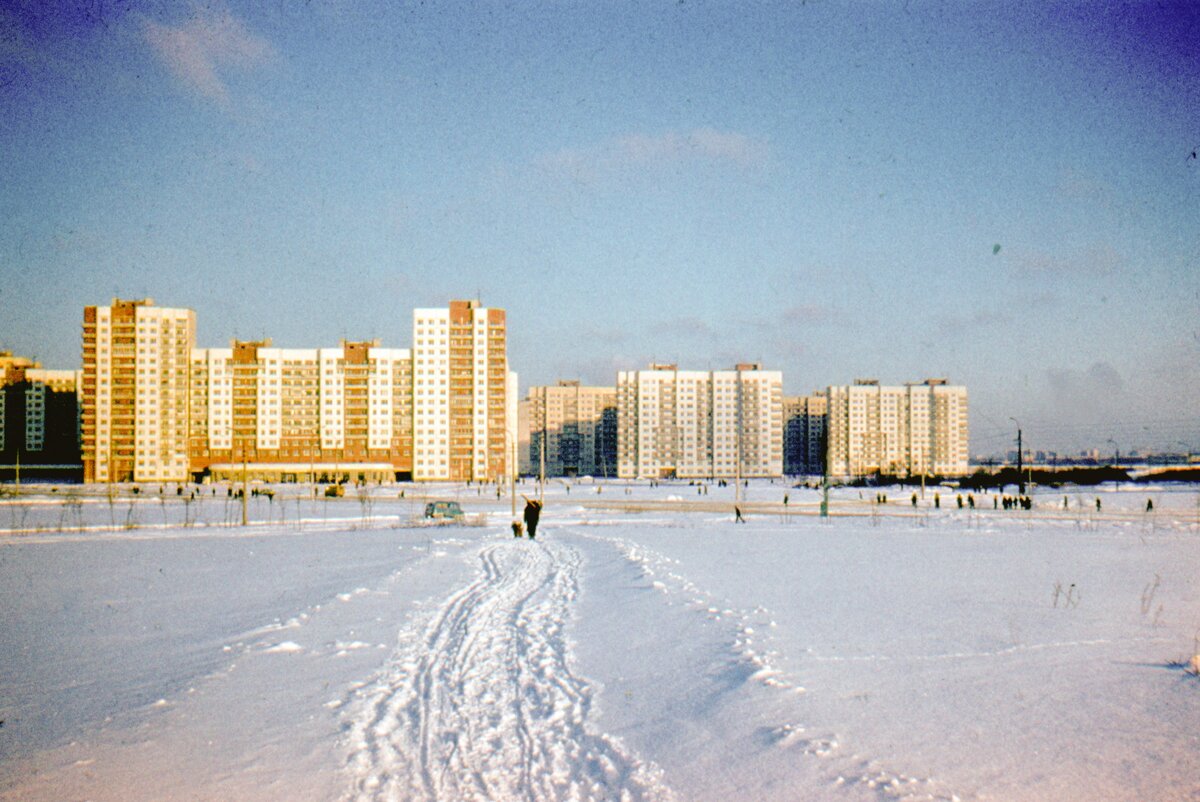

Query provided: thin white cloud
[537,128,769,179]
[647,316,718,340]
[781,303,837,325]
[143,7,274,104]
[1008,243,1123,277]
[615,128,767,166]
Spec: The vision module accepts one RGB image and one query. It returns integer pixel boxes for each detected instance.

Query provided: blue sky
[1,0,1197,456]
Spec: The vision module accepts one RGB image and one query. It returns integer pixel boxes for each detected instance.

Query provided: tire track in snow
[342,539,675,802]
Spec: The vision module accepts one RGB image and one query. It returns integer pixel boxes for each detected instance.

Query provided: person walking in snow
[523,496,542,539]
[734,505,745,523]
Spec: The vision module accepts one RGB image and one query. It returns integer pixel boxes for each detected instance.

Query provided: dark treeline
[963,467,1200,489]
[1135,467,1200,484]
[959,467,1131,489]
[845,466,1200,490]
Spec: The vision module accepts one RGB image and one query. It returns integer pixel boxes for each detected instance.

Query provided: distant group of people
[713,479,748,488]
[489,480,1166,542]
[1000,495,1033,510]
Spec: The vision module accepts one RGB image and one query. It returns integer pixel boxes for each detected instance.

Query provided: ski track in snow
[342,539,675,802]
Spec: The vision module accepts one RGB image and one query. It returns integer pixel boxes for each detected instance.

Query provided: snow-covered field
[1,480,1198,801]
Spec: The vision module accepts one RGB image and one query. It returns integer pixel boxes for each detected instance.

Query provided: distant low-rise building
[1,352,81,476]
[825,378,968,480]
[517,397,532,476]
[617,363,782,480]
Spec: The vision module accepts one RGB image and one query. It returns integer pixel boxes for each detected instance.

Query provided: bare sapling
[1140,574,1161,616]
[358,488,374,528]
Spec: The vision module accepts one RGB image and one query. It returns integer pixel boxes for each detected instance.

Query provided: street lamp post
[1009,417,1023,495]
[503,427,517,523]
[241,438,248,526]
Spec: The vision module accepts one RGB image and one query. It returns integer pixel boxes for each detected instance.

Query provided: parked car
[324,484,344,498]
[424,500,465,520]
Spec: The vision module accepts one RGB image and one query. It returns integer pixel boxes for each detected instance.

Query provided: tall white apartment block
[412,300,513,482]
[525,381,618,478]
[82,299,194,483]
[617,363,782,480]
[825,378,969,480]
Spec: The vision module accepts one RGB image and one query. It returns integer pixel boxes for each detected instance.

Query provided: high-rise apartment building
[412,300,514,482]
[80,297,513,484]
[783,393,827,476]
[188,340,413,482]
[617,363,782,480]
[825,378,969,480]
[525,381,618,478]
[1,352,81,475]
[82,299,194,482]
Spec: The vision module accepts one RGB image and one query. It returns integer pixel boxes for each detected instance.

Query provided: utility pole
[820,453,829,518]
[539,388,546,504]
[735,368,743,509]
[1010,417,1023,496]
[241,439,248,526]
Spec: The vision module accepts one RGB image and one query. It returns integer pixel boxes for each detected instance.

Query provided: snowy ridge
[584,532,966,802]
[341,539,675,802]
[592,534,802,694]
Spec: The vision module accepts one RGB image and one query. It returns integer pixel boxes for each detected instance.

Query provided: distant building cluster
[79,298,514,484]
[520,372,969,482]
[5,297,975,484]
[0,351,82,473]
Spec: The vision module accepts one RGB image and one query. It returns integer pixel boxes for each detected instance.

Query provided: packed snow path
[343,539,674,802]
